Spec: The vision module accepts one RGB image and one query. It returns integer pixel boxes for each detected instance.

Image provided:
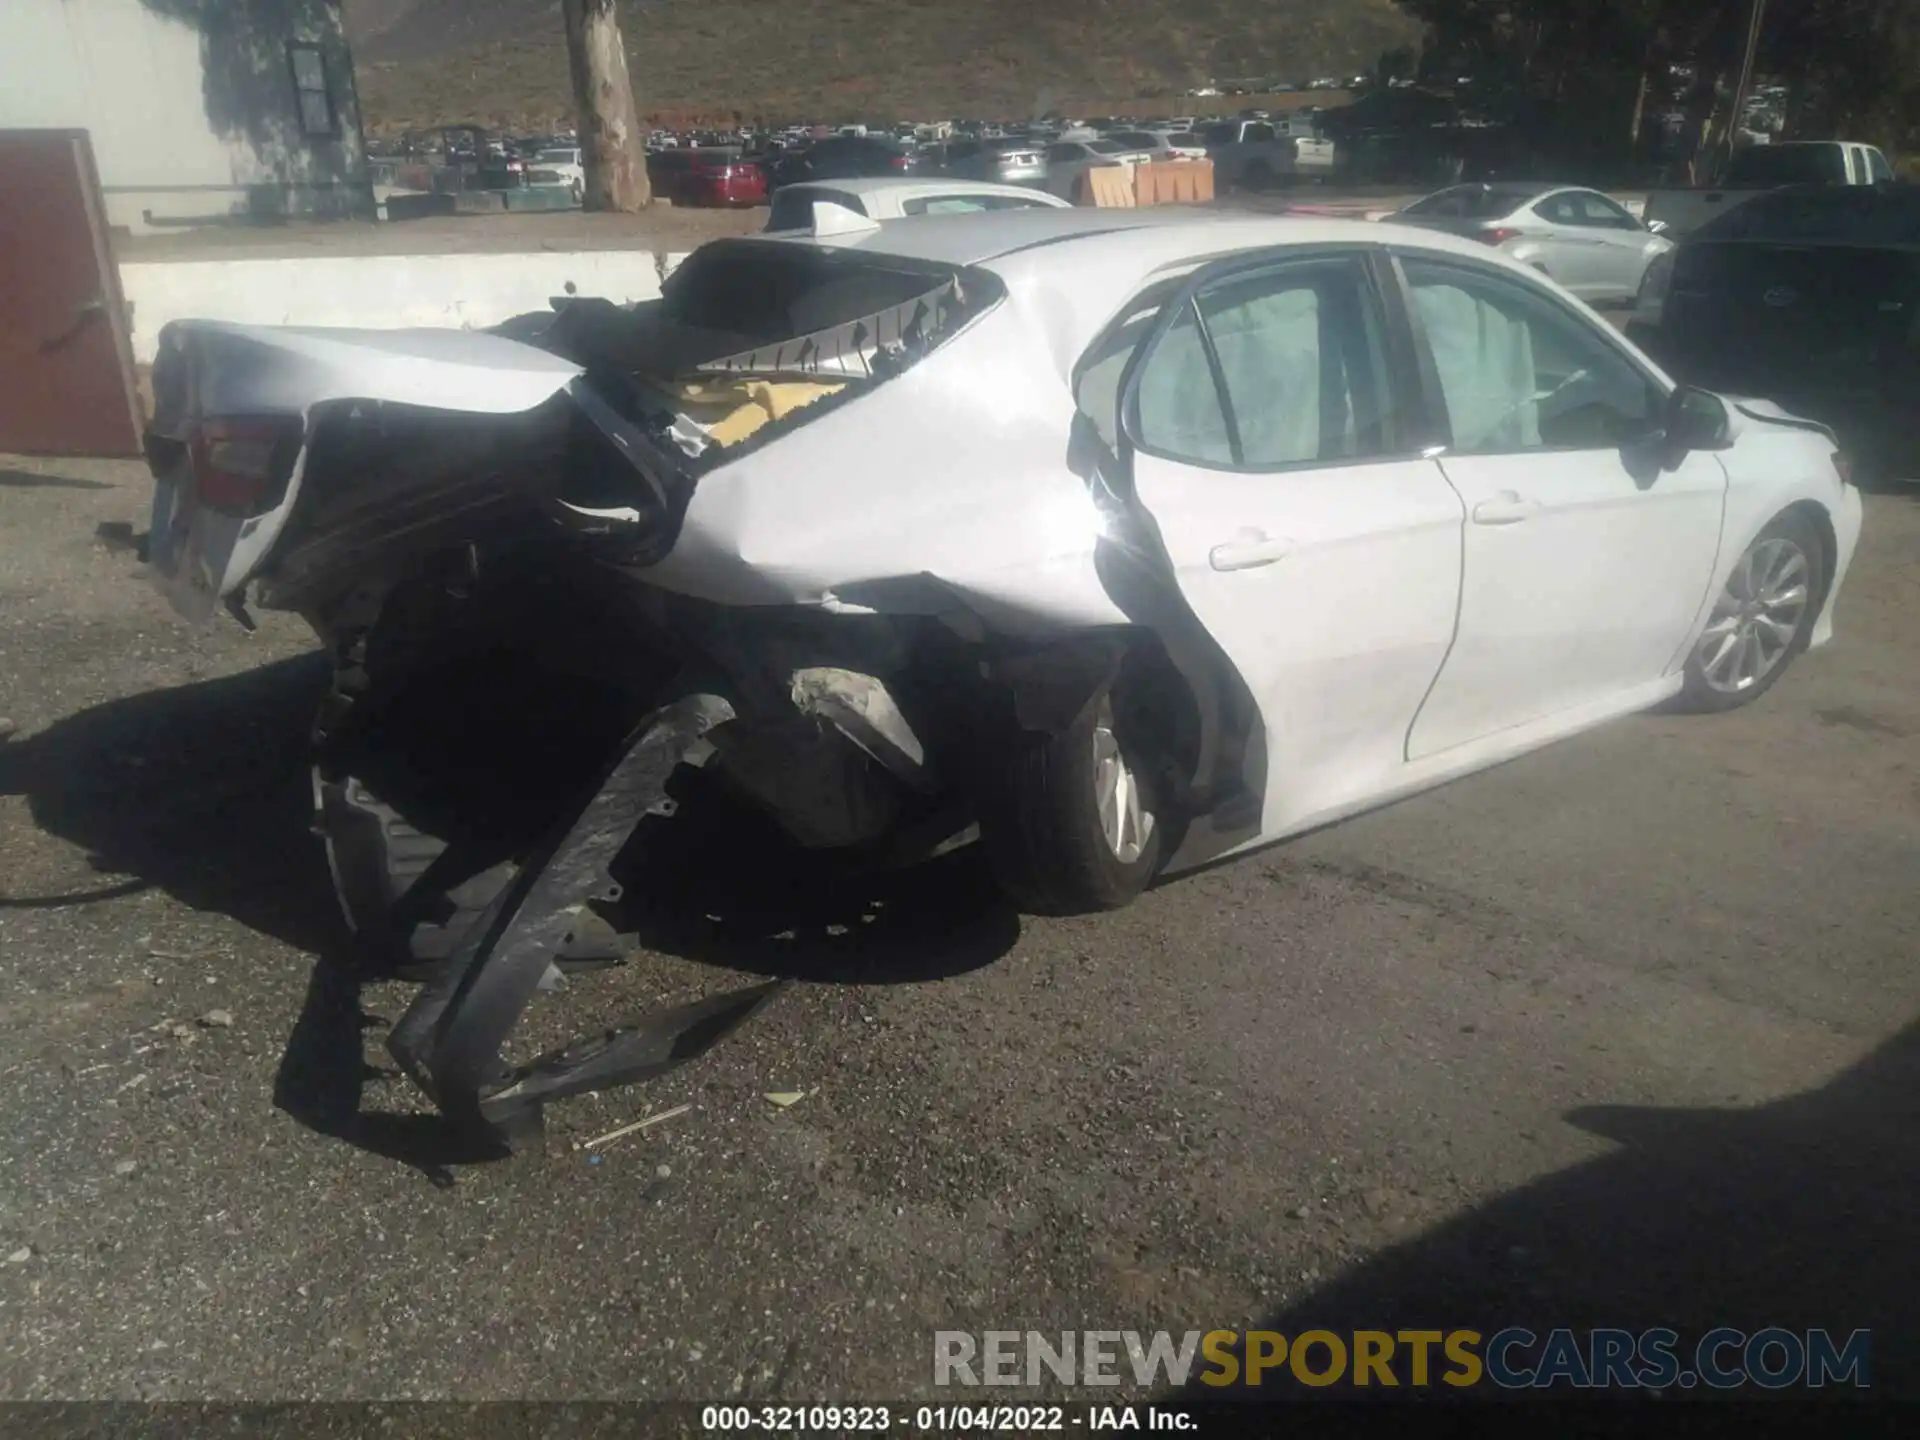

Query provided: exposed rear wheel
[979,685,1164,915]
[316,647,648,976]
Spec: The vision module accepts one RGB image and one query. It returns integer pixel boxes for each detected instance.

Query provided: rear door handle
[1471,492,1541,526]
[1209,532,1294,571]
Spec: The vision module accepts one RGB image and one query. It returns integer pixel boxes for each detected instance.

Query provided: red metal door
[0,130,143,456]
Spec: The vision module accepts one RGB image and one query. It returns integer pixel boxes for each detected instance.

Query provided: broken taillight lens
[189,416,303,516]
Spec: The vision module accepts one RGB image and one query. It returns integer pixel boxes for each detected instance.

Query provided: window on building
[288,45,335,137]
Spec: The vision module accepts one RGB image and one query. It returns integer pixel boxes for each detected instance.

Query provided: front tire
[979,687,1164,915]
[1677,511,1825,712]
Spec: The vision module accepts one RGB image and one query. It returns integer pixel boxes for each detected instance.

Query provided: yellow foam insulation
[665,378,847,448]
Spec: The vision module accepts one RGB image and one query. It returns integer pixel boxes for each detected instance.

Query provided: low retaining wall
[119,250,691,365]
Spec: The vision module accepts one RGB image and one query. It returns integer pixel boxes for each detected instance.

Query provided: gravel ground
[0,454,1916,1403]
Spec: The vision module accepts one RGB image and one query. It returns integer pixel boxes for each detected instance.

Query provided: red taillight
[189,417,301,516]
[1479,227,1521,246]
[889,153,910,169]
[1833,450,1853,486]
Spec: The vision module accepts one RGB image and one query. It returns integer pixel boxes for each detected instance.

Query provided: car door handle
[1471,492,1541,526]
[1209,532,1294,571]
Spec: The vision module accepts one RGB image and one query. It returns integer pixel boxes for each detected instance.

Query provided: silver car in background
[1390,183,1675,304]
[941,135,1050,188]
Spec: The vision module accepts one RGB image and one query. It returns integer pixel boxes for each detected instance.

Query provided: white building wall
[0,0,369,234]
[118,253,695,365]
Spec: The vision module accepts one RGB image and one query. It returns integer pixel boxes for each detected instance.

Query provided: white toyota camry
[141,208,1862,1141]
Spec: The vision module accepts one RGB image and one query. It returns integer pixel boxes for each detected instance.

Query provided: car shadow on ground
[0,656,1021,1179]
[1179,1019,1920,1403]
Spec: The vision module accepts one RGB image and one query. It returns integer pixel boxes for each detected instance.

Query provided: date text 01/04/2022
[699,1404,1194,1431]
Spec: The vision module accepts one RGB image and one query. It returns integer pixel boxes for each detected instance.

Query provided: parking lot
[1,454,1916,1399]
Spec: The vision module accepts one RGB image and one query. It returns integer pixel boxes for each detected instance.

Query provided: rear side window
[903,195,992,215]
[1123,258,1398,469]
[1136,307,1237,465]
[1073,279,1190,453]
[1868,148,1894,183]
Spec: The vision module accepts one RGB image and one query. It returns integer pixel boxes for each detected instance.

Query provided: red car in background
[648,148,768,207]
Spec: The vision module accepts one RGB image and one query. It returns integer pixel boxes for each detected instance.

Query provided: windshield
[536,150,577,164]
[1111,132,1161,148]
[1090,140,1128,156]
[1727,145,1849,186]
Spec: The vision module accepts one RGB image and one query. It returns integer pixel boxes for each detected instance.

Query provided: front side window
[1534,193,1580,225]
[1573,192,1640,229]
[1868,148,1894,182]
[1403,257,1664,453]
[288,45,334,137]
[1128,258,1396,469]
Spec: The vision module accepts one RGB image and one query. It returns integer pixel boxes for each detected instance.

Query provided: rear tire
[1676,510,1825,713]
[979,684,1164,916]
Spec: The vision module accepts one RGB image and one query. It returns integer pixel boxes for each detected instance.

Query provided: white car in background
[141,207,1860,1147]
[765,177,1069,231]
[531,146,586,202]
[1043,139,1153,199]
[1109,129,1210,162]
[1392,182,1675,304]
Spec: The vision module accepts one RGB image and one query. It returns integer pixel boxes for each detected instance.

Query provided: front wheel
[1677,511,1825,712]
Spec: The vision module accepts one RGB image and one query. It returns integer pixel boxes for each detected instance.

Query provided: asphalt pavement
[0,455,1915,1402]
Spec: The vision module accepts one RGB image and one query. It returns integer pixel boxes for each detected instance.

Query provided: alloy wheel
[1694,535,1812,695]
[1092,697,1155,864]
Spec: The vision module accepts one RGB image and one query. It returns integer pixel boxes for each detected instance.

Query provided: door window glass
[1535,193,1580,225]
[1403,258,1664,452]
[1135,306,1237,465]
[1575,192,1641,229]
[904,195,992,215]
[1074,279,1189,453]
[1126,259,1395,469]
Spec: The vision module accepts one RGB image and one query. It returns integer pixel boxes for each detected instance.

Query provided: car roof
[750,205,1531,276]
[775,177,1065,203]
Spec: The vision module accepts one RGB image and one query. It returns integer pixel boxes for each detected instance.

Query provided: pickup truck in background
[1642,140,1895,238]
[1199,117,1335,189]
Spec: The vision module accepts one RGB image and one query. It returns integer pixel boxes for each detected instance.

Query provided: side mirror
[1663,385,1730,458]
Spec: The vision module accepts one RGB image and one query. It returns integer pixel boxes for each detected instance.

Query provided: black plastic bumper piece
[385,692,786,1153]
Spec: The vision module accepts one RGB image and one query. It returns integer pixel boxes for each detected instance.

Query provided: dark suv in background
[1632,182,1920,483]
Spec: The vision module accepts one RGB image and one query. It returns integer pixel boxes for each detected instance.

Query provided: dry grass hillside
[343,0,1421,131]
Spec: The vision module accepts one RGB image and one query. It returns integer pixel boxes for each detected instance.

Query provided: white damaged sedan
[141,208,1862,1147]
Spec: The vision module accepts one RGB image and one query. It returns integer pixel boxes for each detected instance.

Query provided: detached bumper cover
[386,693,785,1151]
